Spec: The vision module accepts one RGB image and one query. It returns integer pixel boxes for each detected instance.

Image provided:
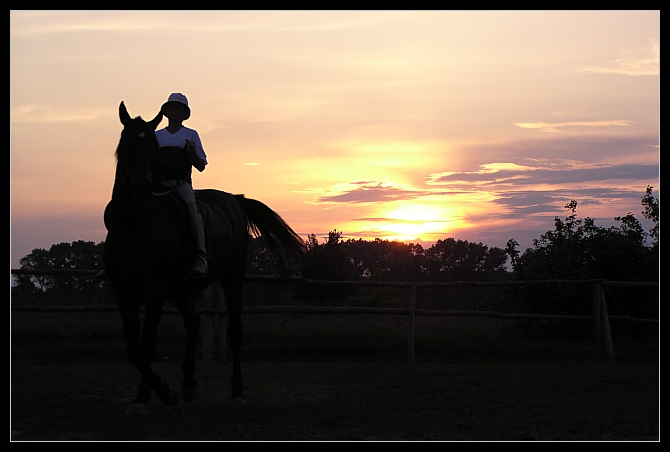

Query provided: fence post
[216,286,228,363]
[598,283,616,360]
[592,282,616,360]
[202,282,227,362]
[592,284,602,359]
[202,287,213,361]
[408,284,416,364]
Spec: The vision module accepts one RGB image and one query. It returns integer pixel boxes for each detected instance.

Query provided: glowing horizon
[10,10,659,268]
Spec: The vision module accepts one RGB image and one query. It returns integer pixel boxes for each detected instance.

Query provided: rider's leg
[175,182,208,276]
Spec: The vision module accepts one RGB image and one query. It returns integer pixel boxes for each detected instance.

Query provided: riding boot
[191,251,208,277]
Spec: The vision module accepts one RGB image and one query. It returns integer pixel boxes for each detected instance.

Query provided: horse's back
[195,189,247,241]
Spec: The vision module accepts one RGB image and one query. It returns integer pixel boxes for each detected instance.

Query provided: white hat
[161,92,191,120]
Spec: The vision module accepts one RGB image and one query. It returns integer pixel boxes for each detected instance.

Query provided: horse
[102,102,305,414]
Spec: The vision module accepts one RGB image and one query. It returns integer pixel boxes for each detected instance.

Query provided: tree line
[12,187,659,318]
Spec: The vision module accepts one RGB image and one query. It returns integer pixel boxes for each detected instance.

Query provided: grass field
[11,310,659,441]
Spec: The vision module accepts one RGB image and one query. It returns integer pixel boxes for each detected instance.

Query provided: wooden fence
[11,269,658,363]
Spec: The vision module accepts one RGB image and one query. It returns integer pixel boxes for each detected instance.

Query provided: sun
[375,202,454,242]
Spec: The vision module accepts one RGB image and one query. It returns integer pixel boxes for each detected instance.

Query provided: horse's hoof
[158,383,180,407]
[180,384,199,403]
[127,403,149,415]
[230,396,247,407]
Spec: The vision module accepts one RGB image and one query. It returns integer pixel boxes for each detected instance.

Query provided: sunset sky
[10,10,660,270]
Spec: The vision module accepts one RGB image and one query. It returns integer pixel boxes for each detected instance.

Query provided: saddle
[103,193,214,256]
[165,193,216,256]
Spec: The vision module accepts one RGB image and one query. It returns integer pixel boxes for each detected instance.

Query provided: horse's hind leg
[224,284,245,405]
[176,297,201,402]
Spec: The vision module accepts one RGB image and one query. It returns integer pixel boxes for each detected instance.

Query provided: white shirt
[155,126,208,165]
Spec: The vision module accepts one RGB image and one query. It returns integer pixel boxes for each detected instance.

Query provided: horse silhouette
[103,102,305,413]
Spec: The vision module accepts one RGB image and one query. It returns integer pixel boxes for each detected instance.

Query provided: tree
[246,236,302,276]
[641,185,659,248]
[424,238,508,282]
[294,230,358,302]
[12,240,110,306]
[299,230,357,281]
[501,191,659,320]
[343,238,426,282]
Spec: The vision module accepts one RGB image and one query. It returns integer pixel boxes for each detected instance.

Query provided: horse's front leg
[117,294,153,413]
[175,296,201,402]
[140,300,179,408]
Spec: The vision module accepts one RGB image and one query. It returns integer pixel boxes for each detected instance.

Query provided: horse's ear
[119,102,132,126]
[148,111,163,130]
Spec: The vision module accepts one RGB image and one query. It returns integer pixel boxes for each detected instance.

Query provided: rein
[115,169,186,198]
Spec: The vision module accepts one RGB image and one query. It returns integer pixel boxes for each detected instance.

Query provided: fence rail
[11,269,658,362]
[10,268,661,288]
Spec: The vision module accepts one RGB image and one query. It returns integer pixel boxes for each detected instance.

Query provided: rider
[155,92,209,277]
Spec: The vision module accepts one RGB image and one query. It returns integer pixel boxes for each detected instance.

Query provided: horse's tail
[235,195,306,268]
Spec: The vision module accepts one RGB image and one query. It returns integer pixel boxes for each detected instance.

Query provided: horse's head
[113,102,163,202]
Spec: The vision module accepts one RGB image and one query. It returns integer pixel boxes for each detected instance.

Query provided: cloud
[488,186,656,231]
[312,181,427,204]
[579,39,660,76]
[513,120,634,133]
[10,10,413,38]
[426,161,658,187]
[10,11,170,36]
[10,105,108,124]
[305,156,657,218]
[353,216,453,225]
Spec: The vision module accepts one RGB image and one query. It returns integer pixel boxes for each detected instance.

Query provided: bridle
[114,102,162,203]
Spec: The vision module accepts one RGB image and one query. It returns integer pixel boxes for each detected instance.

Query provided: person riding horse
[103,102,306,412]
[155,93,209,277]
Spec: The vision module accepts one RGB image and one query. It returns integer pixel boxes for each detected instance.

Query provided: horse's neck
[111,177,153,211]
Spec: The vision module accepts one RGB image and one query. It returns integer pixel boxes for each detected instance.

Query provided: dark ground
[11,311,659,441]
